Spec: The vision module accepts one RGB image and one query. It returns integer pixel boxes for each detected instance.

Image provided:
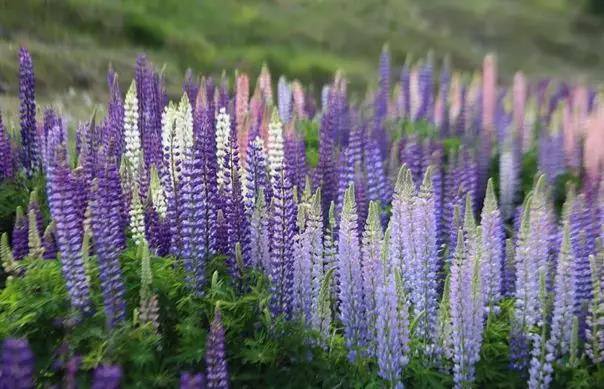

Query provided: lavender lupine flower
[585,254,604,364]
[268,112,296,317]
[90,154,127,328]
[180,372,206,389]
[415,56,433,122]
[104,69,124,157]
[19,47,39,175]
[365,139,392,207]
[511,177,552,369]
[183,68,199,109]
[545,223,576,361]
[278,76,292,124]
[146,166,170,255]
[206,309,229,389]
[292,194,312,321]
[449,223,485,389]
[316,95,338,213]
[336,148,355,219]
[387,166,414,285]
[47,146,91,312]
[42,222,57,259]
[362,201,384,356]
[0,112,14,179]
[409,168,440,344]
[244,136,269,217]
[502,238,516,297]
[139,59,164,173]
[249,188,270,270]
[11,206,28,260]
[92,365,122,389]
[400,63,411,119]
[538,132,565,185]
[438,59,451,136]
[0,338,34,389]
[480,179,504,311]
[373,46,390,156]
[139,243,160,331]
[284,132,306,194]
[527,272,553,389]
[337,184,365,360]
[27,209,43,258]
[499,131,518,221]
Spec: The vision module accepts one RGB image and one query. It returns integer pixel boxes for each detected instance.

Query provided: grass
[0,0,604,121]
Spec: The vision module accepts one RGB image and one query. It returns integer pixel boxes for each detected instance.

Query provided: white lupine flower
[129,190,147,246]
[149,166,167,219]
[267,110,284,180]
[176,93,194,157]
[216,107,231,189]
[162,102,179,188]
[123,81,143,190]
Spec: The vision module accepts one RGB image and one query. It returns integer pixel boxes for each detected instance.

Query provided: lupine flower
[46,146,91,312]
[42,222,57,260]
[92,365,122,389]
[499,131,518,221]
[27,208,43,258]
[316,94,338,213]
[206,309,229,389]
[0,338,34,389]
[19,47,39,175]
[0,112,14,179]
[585,254,604,364]
[284,131,306,194]
[545,223,576,362]
[415,56,434,122]
[268,111,296,316]
[278,76,292,124]
[180,372,206,389]
[129,189,147,246]
[365,139,392,207]
[337,184,365,360]
[249,188,270,270]
[90,153,127,328]
[362,201,384,356]
[1,233,17,275]
[373,46,390,156]
[527,272,553,389]
[105,69,124,157]
[400,63,411,119]
[511,176,552,369]
[12,206,28,260]
[480,178,504,310]
[291,80,306,120]
[244,136,269,217]
[122,80,143,189]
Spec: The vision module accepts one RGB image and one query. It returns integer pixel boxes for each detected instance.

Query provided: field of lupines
[0,46,602,388]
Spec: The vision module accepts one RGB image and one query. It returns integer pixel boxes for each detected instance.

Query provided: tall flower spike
[244,136,269,217]
[249,187,270,270]
[585,253,604,364]
[90,155,127,328]
[206,308,229,389]
[92,365,122,389]
[129,189,147,246]
[362,201,384,356]
[0,112,14,179]
[0,338,34,389]
[337,184,365,360]
[1,233,17,275]
[278,75,292,124]
[123,80,143,193]
[216,107,232,191]
[12,206,28,260]
[545,222,576,361]
[19,47,39,175]
[480,178,504,311]
[27,208,43,258]
[42,222,58,260]
[268,110,296,316]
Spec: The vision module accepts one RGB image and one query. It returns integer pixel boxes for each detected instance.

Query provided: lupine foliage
[0,48,603,388]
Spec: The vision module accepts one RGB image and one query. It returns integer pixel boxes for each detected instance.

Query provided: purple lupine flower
[0,338,34,389]
[140,59,164,175]
[244,136,269,217]
[527,272,553,389]
[268,113,296,317]
[569,193,598,337]
[0,112,14,179]
[105,68,124,157]
[19,47,39,175]
[502,238,516,297]
[337,184,365,360]
[400,62,411,119]
[500,131,518,221]
[480,179,505,311]
[292,195,313,322]
[415,56,433,122]
[538,131,565,185]
[373,46,390,156]
[46,145,91,312]
[249,188,270,271]
[438,59,451,136]
[449,222,485,388]
[545,223,576,361]
[585,254,604,364]
[399,135,423,187]
[361,201,384,356]
[336,147,355,220]
[11,206,28,260]
[183,68,199,109]
[42,222,58,260]
[316,94,338,214]
[409,168,440,344]
[145,203,170,257]
[387,166,414,289]
[376,271,407,389]
[92,365,122,389]
[511,176,552,370]
[90,152,127,328]
[284,131,306,194]
[180,372,206,389]
[277,76,292,124]
[206,309,229,389]
[365,139,392,208]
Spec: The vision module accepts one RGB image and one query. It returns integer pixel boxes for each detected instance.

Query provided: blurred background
[1,0,604,121]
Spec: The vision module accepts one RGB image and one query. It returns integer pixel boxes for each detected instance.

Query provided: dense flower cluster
[1,47,603,388]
